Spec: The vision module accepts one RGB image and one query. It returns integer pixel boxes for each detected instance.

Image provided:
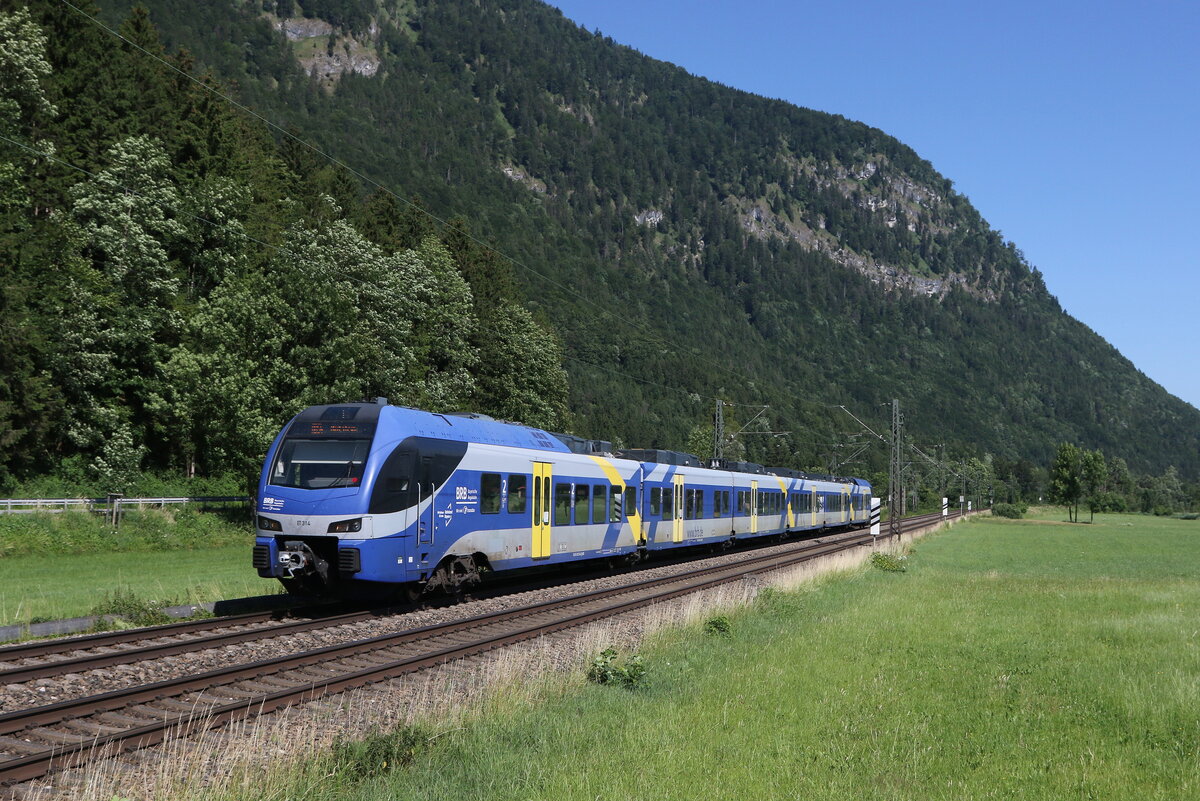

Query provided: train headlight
[258,516,283,532]
[327,517,363,534]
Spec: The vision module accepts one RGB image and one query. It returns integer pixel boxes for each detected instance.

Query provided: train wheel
[426,554,483,599]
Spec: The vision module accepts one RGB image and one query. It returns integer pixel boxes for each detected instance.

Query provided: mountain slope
[56,0,1200,478]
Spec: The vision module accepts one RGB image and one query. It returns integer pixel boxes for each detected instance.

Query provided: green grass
[240,512,1200,801]
[0,546,265,627]
[0,506,252,558]
[0,507,263,627]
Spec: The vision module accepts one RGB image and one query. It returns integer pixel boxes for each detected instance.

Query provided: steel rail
[0,511,946,683]
[0,606,396,685]
[0,510,957,786]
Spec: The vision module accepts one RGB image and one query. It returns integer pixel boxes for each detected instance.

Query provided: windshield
[270,438,370,490]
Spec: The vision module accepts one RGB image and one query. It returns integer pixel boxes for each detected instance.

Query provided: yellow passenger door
[532,462,552,559]
[672,474,685,543]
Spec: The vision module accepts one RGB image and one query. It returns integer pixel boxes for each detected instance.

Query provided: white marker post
[942,497,948,517]
[870,497,881,545]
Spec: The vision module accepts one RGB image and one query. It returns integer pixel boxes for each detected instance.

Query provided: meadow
[0,508,261,627]
[220,511,1200,801]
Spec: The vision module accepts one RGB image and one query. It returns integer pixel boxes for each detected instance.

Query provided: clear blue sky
[548,0,1200,411]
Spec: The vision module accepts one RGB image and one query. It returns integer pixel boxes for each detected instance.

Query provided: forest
[1,0,1198,507]
[0,2,569,491]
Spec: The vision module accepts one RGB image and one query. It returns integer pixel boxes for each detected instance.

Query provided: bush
[586,647,649,689]
[992,503,1024,519]
[869,551,907,572]
[1088,492,1127,513]
[703,615,732,637]
[89,587,175,627]
[329,725,432,780]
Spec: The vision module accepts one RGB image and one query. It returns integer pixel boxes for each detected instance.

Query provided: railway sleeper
[210,686,276,700]
[95,711,159,727]
[28,727,89,745]
[335,658,385,670]
[150,698,219,714]
[61,719,124,736]
[0,735,42,755]
[192,692,243,705]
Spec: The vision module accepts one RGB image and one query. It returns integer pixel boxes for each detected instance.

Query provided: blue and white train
[252,400,873,596]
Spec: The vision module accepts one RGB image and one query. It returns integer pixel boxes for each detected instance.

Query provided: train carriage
[253,401,872,597]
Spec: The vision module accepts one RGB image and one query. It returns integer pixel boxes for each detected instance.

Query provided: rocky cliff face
[272,13,380,88]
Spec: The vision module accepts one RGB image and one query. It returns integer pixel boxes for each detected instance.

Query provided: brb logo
[261,496,285,511]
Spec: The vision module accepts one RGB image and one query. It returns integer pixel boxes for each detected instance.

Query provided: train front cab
[253,404,476,594]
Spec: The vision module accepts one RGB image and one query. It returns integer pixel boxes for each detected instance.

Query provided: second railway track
[0,510,956,788]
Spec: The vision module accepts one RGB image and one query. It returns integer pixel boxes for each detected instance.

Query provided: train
[252,400,873,597]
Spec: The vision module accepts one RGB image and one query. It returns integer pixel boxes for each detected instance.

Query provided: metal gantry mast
[712,399,725,467]
[889,399,903,539]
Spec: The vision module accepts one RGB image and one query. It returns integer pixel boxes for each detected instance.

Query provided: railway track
[0,511,947,685]
[0,510,955,788]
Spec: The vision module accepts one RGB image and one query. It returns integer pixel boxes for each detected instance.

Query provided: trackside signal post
[870,497,881,547]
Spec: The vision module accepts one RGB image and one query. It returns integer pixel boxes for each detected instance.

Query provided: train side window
[650,487,662,516]
[574,484,590,525]
[624,487,637,519]
[683,489,693,520]
[593,484,608,524]
[481,473,501,514]
[662,487,673,519]
[697,490,705,519]
[508,474,527,513]
[609,487,622,522]
[713,491,721,517]
[723,491,730,515]
[554,483,572,526]
[737,491,748,515]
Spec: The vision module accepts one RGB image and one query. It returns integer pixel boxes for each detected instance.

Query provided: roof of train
[289,403,572,454]
[291,403,870,486]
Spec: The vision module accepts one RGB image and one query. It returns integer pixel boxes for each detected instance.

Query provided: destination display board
[286,421,376,439]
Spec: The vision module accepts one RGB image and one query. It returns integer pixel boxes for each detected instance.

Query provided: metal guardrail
[0,496,249,514]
